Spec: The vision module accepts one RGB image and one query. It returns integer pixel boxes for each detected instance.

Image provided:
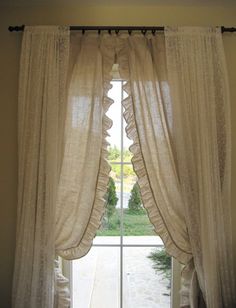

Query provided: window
[66,81,180,308]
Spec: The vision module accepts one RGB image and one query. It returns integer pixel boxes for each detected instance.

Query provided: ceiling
[0,0,235,6]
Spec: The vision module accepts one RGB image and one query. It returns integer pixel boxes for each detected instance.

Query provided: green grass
[97,208,156,236]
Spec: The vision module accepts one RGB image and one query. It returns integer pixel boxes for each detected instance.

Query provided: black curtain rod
[8,25,236,33]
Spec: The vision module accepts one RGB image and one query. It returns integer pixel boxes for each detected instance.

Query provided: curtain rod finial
[8,25,25,32]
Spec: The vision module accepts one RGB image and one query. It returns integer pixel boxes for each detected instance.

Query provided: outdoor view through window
[72,81,171,308]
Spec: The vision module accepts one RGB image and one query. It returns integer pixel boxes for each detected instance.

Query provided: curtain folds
[55,34,115,259]
[165,27,235,307]
[117,34,192,265]
[12,26,70,308]
[115,28,235,307]
[13,26,235,308]
[13,29,116,308]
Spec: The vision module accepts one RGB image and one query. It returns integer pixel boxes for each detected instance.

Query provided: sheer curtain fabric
[13,26,235,308]
[55,34,114,259]
[13,28,116,308]
[12,26,69,308]
[116,28,235,307]
[165,27,235,307]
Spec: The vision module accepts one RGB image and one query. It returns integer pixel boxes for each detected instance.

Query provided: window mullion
[120,81,124,308]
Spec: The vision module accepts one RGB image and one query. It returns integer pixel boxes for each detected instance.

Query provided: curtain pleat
[12,26,69,308]
[13,27,235,308]
[55,34,115,260]
[165,26,235,308]
[117,33,192,263]
[116,29,235,307]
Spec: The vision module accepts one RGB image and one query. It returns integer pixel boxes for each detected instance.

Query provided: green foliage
[123,209,154,235]
[104,177,118,228]
[148,248,171,280]
[123,164,134,177]
[108,146,132,162]
[128,182,143,213]
[108,145,120,161]
[108,146,134,179]
[98,209,120,236]
[97,208,156,236]
[123,149,132,162]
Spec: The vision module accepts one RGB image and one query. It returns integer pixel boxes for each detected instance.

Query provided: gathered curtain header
[13,25,235,308]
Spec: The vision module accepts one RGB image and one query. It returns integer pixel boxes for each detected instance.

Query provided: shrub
[148,248,171,280]
[104,177,118,228]
[128,182,143,213]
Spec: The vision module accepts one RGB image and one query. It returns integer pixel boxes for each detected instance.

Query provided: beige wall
[0,4,236,307]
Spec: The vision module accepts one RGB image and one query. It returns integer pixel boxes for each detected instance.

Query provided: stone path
[72,236,171,308]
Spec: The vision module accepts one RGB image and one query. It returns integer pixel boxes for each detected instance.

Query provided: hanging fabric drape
[13,26,235,308]
[12,26,70,308]
[115,28,235,307]
[117,33,192,263]
[165,27,235,307]
[55,34,114,259]
[13,28,116,308]
[116,32,195,304]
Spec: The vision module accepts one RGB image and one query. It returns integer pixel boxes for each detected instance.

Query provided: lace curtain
[116,28,235,307]
[13,26,235,308]
[13,28,116,308]
[12,26,70,308]
[165,27,235,307]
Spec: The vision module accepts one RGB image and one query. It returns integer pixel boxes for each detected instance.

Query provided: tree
[108,145,120,161]
[104,177,118,227]
[128,182,143,212]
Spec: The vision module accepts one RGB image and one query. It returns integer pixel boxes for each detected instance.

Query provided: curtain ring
[142,29,147,35]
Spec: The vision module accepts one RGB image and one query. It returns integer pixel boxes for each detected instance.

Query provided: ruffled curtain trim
[122,82,192,264]
[57,41,114,260]
[117,42,192,265]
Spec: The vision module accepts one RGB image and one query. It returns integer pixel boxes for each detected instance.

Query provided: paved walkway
[72,236,170,308]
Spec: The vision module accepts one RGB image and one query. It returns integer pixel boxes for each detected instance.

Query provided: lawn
[96,208,156,236]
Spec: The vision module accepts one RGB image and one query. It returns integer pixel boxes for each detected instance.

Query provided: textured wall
[0,4,235,307]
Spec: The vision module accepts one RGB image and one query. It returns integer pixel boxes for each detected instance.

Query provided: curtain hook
[128,29,132,36]
[98,29,101,35]
[115,29,119,35]
[82,29,85,35]
[142,29,147,36]
[108,29,111,35]
[152,29,156,36]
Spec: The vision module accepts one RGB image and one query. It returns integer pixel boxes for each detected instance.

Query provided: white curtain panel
[54,260,70,308]
[165,27,235,308]
[55,34,115,259]
[116,32,194,301]
[116,32,193,264]
[116,28,235,307]
[13,29,116,307]
[13,26,235,308]
[12,26,69,308]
